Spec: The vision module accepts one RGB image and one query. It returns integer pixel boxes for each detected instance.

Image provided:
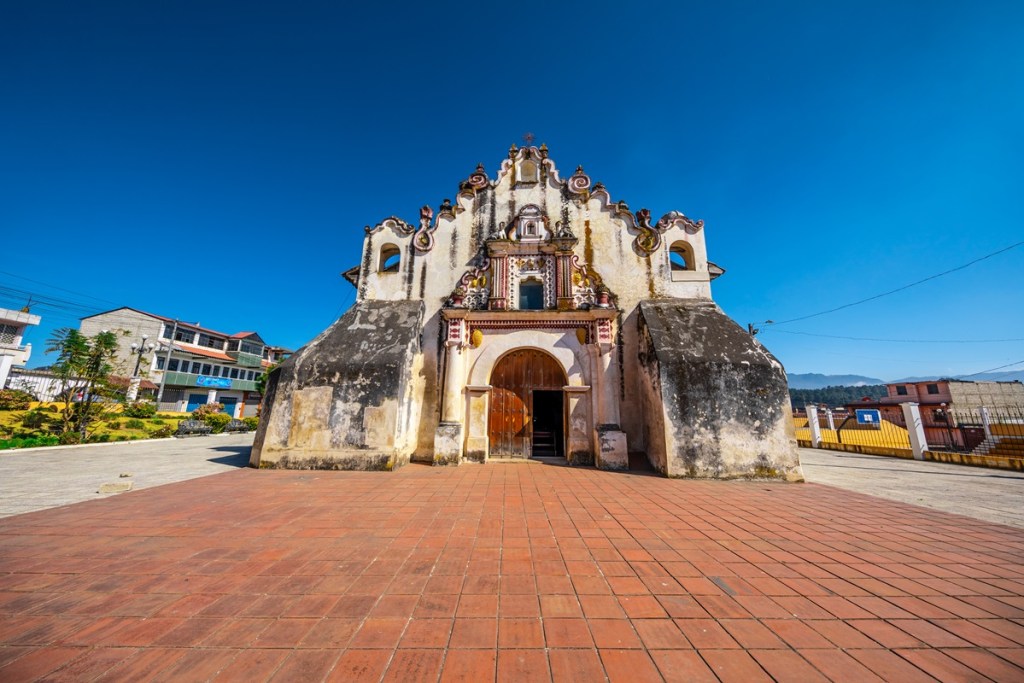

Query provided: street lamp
[126,335,155,402]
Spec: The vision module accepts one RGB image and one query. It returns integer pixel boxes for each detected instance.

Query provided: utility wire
[767,239,1024,327]
[958,359,1024,379]
[0,269,119,306]
[768,330,1024,344]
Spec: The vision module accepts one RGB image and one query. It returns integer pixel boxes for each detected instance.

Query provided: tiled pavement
[1,462,1023,681]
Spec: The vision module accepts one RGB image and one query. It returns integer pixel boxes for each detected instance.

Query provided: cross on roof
[523,132,535,145]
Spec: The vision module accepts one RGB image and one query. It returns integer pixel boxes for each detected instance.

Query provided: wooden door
[489,350,566,457]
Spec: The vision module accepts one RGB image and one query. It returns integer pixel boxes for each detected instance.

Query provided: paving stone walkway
[0,434,254,518]
[1,462,1023,681]
[798,447,1024,529]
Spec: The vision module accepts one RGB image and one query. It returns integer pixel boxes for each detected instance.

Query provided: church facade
[251,145,801,479]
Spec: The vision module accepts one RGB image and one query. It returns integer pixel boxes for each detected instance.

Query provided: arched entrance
[488,349,567,458]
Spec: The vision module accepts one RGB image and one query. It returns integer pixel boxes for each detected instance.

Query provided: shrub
[0,389,34,411]
[150,418,164,425]
[191,403,224,419]
[124,419,146,430]
[0,435,60,450]
[101,412,120,422]
[242,416,259,430]
[87,433,111,443]
[107,421,122,430]
[21,410,50,429]
[59,432,82,445]
[202,412,232,434]
[123,401,157,418]
[47,404,59,413]
[151,425,175,439]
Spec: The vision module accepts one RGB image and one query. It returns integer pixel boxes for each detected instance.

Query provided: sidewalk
[0,433,254,518]
[1,460,1022,681]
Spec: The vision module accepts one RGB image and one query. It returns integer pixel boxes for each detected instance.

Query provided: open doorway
[531,390,563,458]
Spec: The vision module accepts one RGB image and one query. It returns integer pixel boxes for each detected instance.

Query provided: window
[201,363,212,375]
[227,340,239,352]
[926,383,939,395]
[895,385,908,396]
[191,362,202,374]
[212,367,221,377]
[247,370,255,380]
[669,241,693,271]
[156,357,165,370]
[171,328,193,343]
[379,244,401,273]
[230,368,239,378]
[197,333,224,350]
[932,408,948,423]
[519,279,544,310]
[0,323,19,345]
[168,359,179,372]
[241,341,263,355]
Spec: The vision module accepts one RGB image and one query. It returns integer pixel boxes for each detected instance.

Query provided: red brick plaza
[1,462,1023,682]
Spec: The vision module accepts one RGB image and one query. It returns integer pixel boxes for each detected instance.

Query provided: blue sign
[196,375,231,389]
[856,409,881,425]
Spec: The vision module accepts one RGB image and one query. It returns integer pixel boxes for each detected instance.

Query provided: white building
[0,307,41,391]
[79,308,290,417]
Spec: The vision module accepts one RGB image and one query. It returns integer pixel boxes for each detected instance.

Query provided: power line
[0,269,119,306]
[766,239,1024,327]
[769,329,1024,344]
[958,359,1024,379]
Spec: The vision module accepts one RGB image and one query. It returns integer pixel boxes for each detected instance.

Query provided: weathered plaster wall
[250,301,423,470]
[638,301,802,480]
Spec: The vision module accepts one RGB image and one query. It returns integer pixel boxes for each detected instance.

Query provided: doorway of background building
[531,390,563,458]
[488,349,567,458]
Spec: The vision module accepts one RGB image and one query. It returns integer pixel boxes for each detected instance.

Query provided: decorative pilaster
[434,317,466,465]
[552,234,578,311]
[488,254,508,310]
[464,386,492,463]
[555,251,575,310]
[563,386,593,466]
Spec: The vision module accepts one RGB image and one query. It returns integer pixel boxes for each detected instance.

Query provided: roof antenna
[21,296,32,313]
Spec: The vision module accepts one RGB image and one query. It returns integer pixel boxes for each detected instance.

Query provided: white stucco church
[252,144,801,479]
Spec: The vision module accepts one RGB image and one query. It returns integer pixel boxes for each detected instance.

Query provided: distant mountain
[788,373,887,389]
[892,372,1024,384]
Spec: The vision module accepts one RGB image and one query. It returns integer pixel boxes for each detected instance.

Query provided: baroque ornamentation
[567,165,591,197]
[449,259,491,310]
[413,205,436,252]
[656,210,704,235]
[633,208,705,255]
[570,256,606,308]
[508,255,555,310]
[459,164,489,197]
[365,216,415,235]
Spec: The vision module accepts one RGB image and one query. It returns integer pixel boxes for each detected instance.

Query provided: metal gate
[488,349,566,458]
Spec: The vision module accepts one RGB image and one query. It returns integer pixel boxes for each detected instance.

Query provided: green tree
[46,328,120,438]
[255,362,280,397]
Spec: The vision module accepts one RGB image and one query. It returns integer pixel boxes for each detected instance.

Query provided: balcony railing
[228,351,263,367]
[160,371,257,392]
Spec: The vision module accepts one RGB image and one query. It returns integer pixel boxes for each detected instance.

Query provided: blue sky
[2,1,1022,381]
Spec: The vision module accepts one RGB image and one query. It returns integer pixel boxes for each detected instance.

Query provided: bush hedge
[202,412,232,434]
[0,435,60,450]
[123,401,158,418]
[0,389,35,411]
